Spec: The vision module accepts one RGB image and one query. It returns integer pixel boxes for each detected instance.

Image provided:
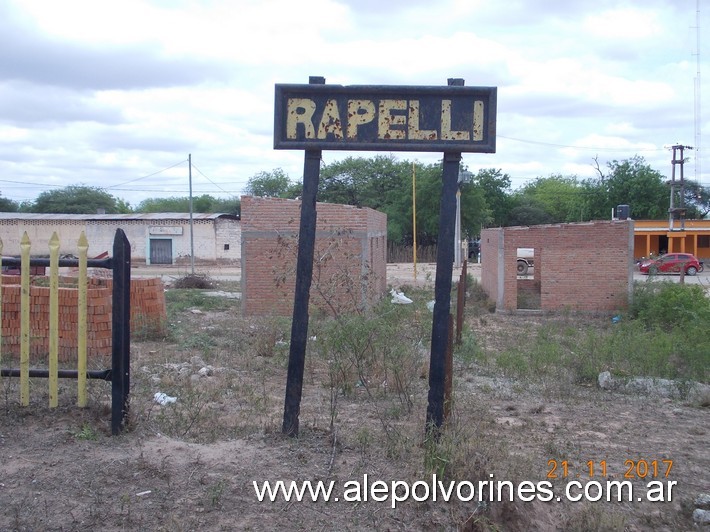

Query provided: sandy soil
[0,267,708,531]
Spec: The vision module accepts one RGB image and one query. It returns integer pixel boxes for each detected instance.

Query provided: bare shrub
[172,274,214,289]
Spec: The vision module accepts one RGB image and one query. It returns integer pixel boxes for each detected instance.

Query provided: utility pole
[668,145,693,232]
[188,154,195,274]
[454,167,472,268]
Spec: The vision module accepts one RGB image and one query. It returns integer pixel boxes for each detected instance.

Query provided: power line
[0,179,66,188]
[498,134,665,152]
[190,163,233,195]
[105,159,188,189]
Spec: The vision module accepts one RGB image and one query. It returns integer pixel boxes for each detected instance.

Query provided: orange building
[633,219,710,260]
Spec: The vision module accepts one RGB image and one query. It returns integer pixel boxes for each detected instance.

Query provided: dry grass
[0,281,707,531]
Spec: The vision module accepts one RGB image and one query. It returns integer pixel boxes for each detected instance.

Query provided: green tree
[606,157,668,219]
[474,168,512,226]
[401,161,487,245]
[515,175,586,223]
[211,196,241,216]
[283,181,303,199]
[0,193,19,212]
[320,155,412,242]
[136,196,190,212]
[318,156,489,245]
[115,198,133,213]
[319,155,408,208]
[410,162,443,245]
[136,194,240,215]
[244,169,293,198]
[681,179,710,218]
[583,156,668,220]
[29,185,125,214]
[507,197,555,226]
[579,177,609,222]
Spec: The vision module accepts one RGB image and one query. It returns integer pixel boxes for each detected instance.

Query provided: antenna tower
[694,0,702,185]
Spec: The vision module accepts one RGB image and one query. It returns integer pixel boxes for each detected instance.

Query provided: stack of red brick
[0,275,166,361]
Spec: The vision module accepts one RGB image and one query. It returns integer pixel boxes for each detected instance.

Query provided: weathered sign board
[274,84,497,153]
[276,78,497,437]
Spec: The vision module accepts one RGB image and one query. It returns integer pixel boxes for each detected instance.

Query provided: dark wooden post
[111,229,131,435]
[426,150,461,433]
[282,76,325,437]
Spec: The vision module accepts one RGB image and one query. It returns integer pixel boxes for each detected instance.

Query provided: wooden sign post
[275,77,497,436]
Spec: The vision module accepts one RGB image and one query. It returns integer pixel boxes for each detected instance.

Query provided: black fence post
[111,229,131,435]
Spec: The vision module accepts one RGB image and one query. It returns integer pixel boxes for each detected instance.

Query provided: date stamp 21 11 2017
[547,459,673,480]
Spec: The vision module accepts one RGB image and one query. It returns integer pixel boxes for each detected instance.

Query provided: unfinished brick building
[240,196,387,316]
[480,221,634,312]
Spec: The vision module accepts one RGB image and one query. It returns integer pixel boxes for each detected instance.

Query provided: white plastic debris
[390,288,413,305]
[154,392,177,405]
[426,300,435,312]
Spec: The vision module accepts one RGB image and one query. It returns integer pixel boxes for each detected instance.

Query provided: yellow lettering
[347,99,375,139]
[441,100,470,141]
[317,99,343,140]
[378,99,407,140]
[286,95,485,145]
[473,100,484,141]
[408,100,437,140]
[286,98,317,139]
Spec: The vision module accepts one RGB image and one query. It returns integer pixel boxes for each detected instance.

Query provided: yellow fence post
[49,232,60,408]
[20,232,30,406]
[77,232,88,407]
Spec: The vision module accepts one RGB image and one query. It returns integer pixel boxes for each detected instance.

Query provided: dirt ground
[1,266,708,531]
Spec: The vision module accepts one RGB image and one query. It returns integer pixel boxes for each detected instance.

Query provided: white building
[0,213,241,265]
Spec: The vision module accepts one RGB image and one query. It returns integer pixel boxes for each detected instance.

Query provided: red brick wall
[241,196,387,316]
[481,221,633,312]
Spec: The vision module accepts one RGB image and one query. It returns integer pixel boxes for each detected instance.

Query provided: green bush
[314,291,430,407]
[596,282,710,382]
[482,282,710,385]
[628,281,710,331]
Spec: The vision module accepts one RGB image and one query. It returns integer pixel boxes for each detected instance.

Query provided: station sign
[274,84,496,153]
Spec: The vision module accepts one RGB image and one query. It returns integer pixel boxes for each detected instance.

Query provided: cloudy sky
[0,0,706,208]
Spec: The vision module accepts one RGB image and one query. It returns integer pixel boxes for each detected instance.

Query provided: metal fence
[0,228,131,435]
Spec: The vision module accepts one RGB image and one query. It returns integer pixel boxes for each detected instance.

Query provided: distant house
[633,219,710,260]
[0,213,241,264]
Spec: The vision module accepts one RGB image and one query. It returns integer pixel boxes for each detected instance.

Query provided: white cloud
[0,0,706,207]
[583,8,663,41]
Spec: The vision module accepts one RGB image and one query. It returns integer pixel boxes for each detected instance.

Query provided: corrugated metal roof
[0,213,239,221]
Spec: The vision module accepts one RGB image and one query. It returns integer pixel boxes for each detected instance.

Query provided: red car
[638,253,702,276]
